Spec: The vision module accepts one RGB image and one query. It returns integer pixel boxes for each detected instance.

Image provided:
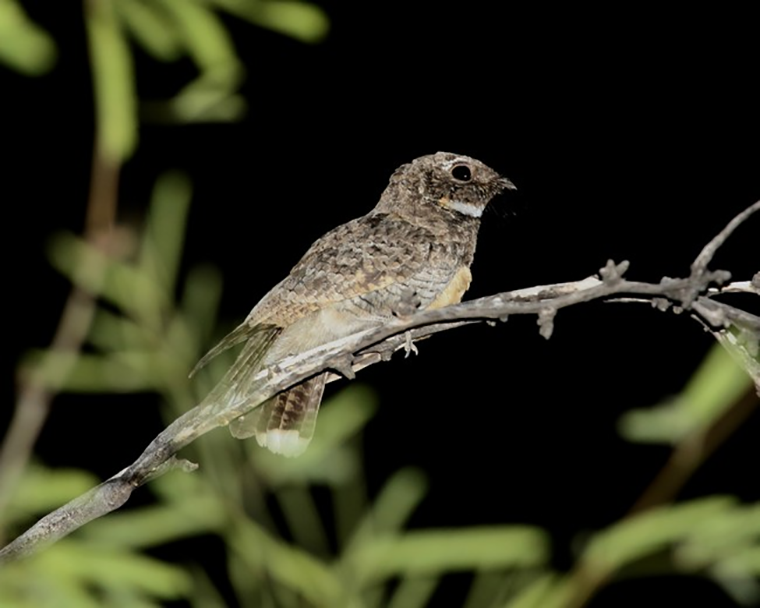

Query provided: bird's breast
[425,265,473,310]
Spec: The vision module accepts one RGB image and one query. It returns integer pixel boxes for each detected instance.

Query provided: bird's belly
[425,265,472,310]
[264,304,383,363]
[264,264,472,363]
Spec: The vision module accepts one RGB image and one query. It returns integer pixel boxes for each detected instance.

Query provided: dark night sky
[4,3,759,606]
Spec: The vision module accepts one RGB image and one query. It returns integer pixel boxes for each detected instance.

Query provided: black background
[4,3,759,607]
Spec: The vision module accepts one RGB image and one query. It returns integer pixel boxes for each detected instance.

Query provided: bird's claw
[331,355,356,380]
[403,331,419,358]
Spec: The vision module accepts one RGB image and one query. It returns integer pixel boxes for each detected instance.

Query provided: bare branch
[1,202,758,564]
[691,200,760,277]
[710,280,759,295]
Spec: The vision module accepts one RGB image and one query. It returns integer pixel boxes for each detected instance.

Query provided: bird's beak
[499,177,517,191]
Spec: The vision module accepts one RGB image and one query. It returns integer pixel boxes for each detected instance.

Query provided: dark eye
[451,164,472,182]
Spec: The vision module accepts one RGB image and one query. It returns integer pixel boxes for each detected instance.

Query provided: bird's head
[376,152,516,221]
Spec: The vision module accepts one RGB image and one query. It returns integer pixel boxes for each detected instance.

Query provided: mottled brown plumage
[194,152,515,456]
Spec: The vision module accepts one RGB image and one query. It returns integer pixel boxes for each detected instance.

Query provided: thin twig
[691,201,760,277]
[562,385,760,608]
[0,145,120,530]
[629,387,759,515]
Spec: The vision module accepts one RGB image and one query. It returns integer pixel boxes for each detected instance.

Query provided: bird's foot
[403,331,419,358]
[331,355,357,380]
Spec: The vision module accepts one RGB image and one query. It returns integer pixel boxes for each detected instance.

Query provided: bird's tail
[229,374,326,457]
[193,321,326,457]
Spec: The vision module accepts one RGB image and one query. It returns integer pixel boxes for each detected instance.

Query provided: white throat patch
[442,199,483,218]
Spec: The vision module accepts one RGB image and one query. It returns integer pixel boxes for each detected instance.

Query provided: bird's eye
[451,164,472,182]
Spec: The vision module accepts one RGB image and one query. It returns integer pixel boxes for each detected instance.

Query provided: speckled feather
[249,215,469,327]
[195,152,515,456]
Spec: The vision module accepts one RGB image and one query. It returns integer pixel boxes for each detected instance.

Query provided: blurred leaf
[0,540,191,606]
[366,468,427,535]
[0,0,57,75]
[713,543,760,580]
[48,231,169,328]
[213,0,330,44]
[465,570,533,608]
[677,342,751,424]
[86,0,138,161]
[386,576,438,608]
[724,545,760,574]
[2,464,97,526]
[21,350,165,392]
[157,0,245,122]
[164,312,206,379]
[675,499,760,606]
[229,518,342,605]
[180,263,225,358]
[502,573,570,608]
[678,502,760,567]
[276,486,331,555]
[81,497,225,549]
[0,568,102,608]
[619,343,751,444]
[464,571,505,608]
[187,565,230,608]
[139,171,193,298]
[584,496,735,571]
[352,526,549,585]
[307,384,379,450]
[50,542,190,596]
[115,0,183,61]
[169,88,247,121]
[710,544,760,607]
[159,0,240,73]
[90,309,156,352]
[343,468,428,559]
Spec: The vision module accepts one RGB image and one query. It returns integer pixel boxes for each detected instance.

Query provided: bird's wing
[195,323,282,410]
[248,213,451,326]
[192,213,433,373]
[193,213,461,418]
[189,321,275,378]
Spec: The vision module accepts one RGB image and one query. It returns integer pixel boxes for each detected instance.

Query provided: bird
[192,152,515,457]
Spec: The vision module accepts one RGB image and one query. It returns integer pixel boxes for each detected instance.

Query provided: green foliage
[2,0,329,162]
[619,344,754,444]
[0,465,97,529]
[0,539,192,608]
[0,1,57,76]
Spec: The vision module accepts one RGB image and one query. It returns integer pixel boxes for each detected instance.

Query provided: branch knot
[599,259,629,285]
